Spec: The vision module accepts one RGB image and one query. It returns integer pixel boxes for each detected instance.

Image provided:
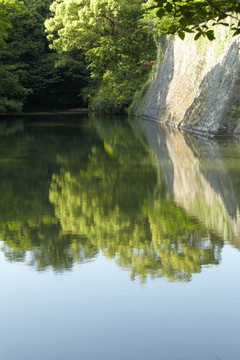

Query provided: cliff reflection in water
[141,119,240,249]
[1,115,239,281]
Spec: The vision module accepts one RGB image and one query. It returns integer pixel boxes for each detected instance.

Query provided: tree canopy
[0,0,89,111]
[0,0,239,112]
[0,0,24,48]
[0,0,28,111]
[152,0,240,40]
[45,0,156,113]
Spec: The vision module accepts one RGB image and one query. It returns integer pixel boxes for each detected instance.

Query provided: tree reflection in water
[0,115,226,281]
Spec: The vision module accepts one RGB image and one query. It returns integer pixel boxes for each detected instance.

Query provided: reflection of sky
[0,244,240,360]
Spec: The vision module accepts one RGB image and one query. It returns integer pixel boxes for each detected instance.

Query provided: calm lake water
[0,114,240,360]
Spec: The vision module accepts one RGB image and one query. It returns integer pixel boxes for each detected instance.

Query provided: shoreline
[0,108,89,116]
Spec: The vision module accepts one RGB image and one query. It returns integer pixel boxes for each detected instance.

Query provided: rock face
[141,23,240,138]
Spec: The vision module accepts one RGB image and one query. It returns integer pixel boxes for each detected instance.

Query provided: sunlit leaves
[45,0,156,112]
[150,0,240,40]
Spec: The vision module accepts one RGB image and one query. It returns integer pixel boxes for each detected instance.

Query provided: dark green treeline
[0,0,89,112]
[0,0,157,113]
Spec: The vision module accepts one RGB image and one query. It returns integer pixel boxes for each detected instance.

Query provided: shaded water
[0,114,240,360]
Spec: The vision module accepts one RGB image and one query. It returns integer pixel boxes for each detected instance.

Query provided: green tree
[45,0,156,113]
[0,0,30,111]
[0,0,89,111]
[151,0,240,40]
[0,64,30,111]
[0,0,23,48]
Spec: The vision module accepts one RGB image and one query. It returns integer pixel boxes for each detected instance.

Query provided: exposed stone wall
[141,21,240,138]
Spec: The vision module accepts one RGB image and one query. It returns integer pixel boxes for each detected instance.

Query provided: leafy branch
[150,0,240,40]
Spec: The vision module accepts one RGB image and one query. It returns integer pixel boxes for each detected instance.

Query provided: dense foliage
[0,0,157,113]
[0,0,23,48]
[45,0,157,113]
[152,0,240,40]
[0,0,239,112]
[0,0,89,111]
[0,0,27,111]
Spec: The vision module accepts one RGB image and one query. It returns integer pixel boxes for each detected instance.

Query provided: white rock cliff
[141,22,240,138]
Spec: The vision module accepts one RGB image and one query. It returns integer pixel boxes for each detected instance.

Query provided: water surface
[0,114,240,360]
